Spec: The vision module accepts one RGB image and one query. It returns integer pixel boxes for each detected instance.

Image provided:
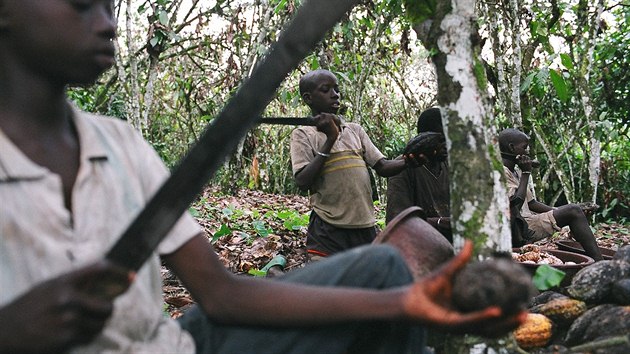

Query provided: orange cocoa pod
[513,313,553,349]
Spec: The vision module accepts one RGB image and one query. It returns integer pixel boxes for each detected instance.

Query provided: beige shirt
[0,107,200,353]
[504,166,560,237]
[504,166,536,217]
[290,121,385,228]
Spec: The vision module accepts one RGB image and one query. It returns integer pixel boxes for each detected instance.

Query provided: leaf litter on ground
[163,187,311,318]
[163,187,629,318]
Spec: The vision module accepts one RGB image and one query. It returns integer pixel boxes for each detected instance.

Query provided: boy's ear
[301,92,312,105]
[508,142,516,153]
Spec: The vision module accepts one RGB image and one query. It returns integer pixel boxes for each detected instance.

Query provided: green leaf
[248,269,267,277]
[550,70,569,102]
[273,0,288,13]
[211,224,232,242]
[309,56,320,70]
[533,265,565,290]
[252,220,270,237]
[535,68,549,82]
[158,10,169,26]
[149,36,159,47]
[276,210,294,220]
[520,72,536,93]
[335,71,351,85]
[282,212,309,230]
[530,20,538,33]
[560,53,574,71]
[188,207,200,217]
[222,207,233,218]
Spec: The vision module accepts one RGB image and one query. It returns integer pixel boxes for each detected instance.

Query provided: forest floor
[162,187,630,318]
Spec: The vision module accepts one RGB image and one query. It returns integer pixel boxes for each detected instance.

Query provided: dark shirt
[386,162,451,240]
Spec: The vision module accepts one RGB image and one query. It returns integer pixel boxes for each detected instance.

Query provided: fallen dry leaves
[162,187,311,317]
[162,187,629,318]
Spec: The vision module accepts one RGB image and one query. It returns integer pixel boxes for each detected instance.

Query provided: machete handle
[257,117,316,126]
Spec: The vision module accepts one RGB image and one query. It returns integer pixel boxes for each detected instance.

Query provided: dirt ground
[162,187,630,318]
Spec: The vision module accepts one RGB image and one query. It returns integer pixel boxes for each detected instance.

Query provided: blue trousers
[178,244,426,354]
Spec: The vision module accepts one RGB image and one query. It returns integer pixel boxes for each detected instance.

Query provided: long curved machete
[105,0,359,271]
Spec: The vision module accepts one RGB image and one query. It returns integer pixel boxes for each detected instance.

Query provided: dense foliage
[69,0,628,223]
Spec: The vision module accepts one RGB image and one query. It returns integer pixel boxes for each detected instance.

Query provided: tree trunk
[142,56,160,132]
[413,0,514,351]
[507,0,523,127]
[414,0,511,257]
[123,0,142,131]
[575,0,605,204]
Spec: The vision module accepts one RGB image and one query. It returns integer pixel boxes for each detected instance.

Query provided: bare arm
[163,235,524,336]
[513,155,553,214]
[528,200,554,213]
[293,114,339,191]
[293,136,335,191]
[373,158,407,177]
[164,234,407,325]
[385,168,450,231]
[512,154,533,202]
[426,216,451,231]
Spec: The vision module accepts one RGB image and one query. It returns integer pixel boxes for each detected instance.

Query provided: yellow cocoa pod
[513,313,553,349]
[530,297,587,325]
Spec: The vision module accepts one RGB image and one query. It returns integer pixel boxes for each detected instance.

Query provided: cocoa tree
[406,0,512,258]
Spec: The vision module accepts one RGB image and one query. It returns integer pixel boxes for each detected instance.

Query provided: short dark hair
[417,108,443,134]
[299,69,333,96]
[498,128,528,153]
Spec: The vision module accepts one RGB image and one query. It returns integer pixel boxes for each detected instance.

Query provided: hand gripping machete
[105,0,359,272]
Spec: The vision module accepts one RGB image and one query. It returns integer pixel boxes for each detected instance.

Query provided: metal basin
[554,240,616,260]
[513,248,595,286]
[373,207,454,280]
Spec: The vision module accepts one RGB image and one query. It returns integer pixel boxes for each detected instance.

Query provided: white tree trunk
[142,56,159,131]
[435,0,511,255]
[577,0,605,204]
[507,0,523,126]
[123,0,142,131]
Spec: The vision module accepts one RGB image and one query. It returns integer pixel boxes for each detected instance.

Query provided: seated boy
[290,69,410,260]
[386,108,452,242]
[498,128,603,260]
[0,2,524,352]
